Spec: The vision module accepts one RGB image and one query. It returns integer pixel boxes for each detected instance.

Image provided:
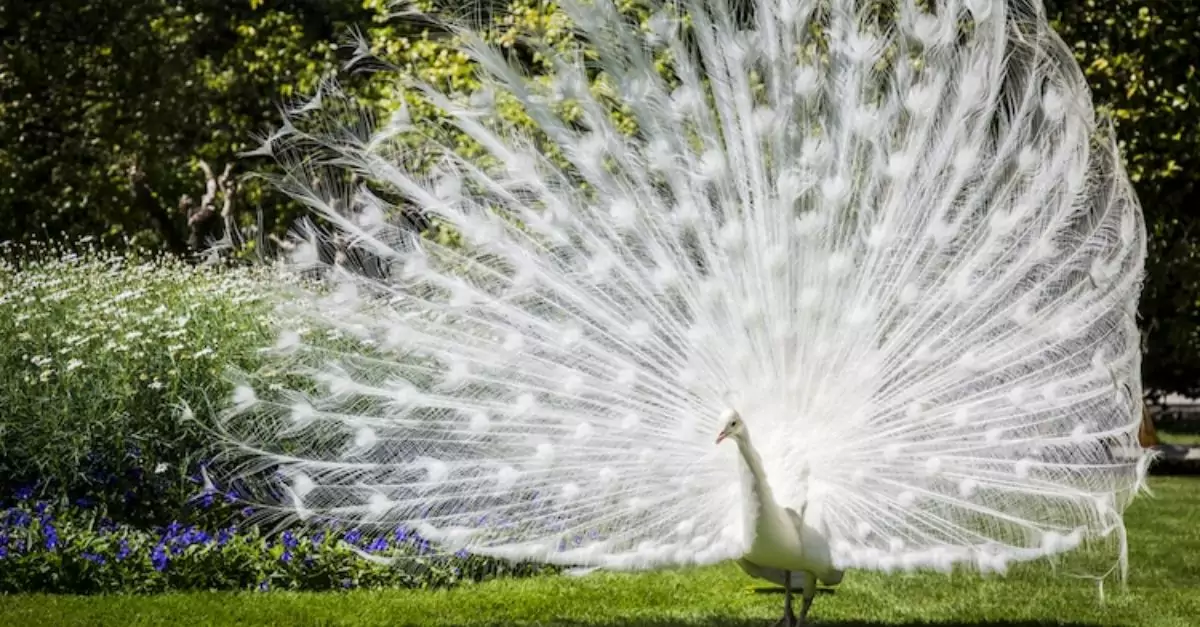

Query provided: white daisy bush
[0,240,287,518]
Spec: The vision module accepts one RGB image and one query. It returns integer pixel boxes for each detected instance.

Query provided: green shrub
[0,240,284,523]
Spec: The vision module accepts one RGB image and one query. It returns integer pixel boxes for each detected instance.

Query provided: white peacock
[216,0,1153,624]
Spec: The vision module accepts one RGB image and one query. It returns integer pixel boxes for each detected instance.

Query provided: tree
[0,0,381,253]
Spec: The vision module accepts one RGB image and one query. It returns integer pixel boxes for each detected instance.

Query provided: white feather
[219,0,1150,590]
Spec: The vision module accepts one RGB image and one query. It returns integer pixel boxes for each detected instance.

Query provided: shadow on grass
[549,614,1108,619]
[1151,412,1200,435]
[746,586,838,595]
[554,588,1113,627]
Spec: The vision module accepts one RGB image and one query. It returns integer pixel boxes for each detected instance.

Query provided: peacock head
[715,409,746,445]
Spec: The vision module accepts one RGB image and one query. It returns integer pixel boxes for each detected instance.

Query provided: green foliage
[0,240,282,521]
[0,0,383,253]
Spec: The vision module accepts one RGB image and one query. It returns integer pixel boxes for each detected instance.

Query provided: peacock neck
[735,434,779,512]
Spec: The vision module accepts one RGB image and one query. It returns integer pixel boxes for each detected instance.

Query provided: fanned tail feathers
[217,0,1151,578]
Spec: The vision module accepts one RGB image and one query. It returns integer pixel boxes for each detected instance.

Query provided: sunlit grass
[1156,430,1200,447]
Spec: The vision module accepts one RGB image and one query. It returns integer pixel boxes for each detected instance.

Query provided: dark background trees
[0,0,383,253]
[1045,1,1200,401]
[1,0,1197,398]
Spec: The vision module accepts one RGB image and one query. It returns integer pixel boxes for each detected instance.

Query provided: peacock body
[218,0,1152,622]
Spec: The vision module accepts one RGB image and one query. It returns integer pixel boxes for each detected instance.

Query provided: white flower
[112,289,143,303]
[65,359,83,372]
[193,347,215,359]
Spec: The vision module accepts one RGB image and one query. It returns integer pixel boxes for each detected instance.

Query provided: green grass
[1156,429,1200,446]
[3,476,1198,627]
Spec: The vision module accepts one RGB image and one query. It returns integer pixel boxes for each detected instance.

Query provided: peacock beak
[716,431,728,445]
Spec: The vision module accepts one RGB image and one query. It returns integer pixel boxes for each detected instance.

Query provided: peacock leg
[774,570,798,627]
[797,572,817,625]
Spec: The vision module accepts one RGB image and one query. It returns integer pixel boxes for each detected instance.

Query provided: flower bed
[0,241,282,523]
[0,490,550,594]
[0,242,554,592]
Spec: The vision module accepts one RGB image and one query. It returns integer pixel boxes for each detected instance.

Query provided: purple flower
[82,552,106,565]
[190,491,215,509]
[4,508,30,528]
[217,527,236,547]
[14,485,33,500]
[180,528,211,546]
[281,550,293,564]
[151,544,169,571]
[393,526,409,543]
[343,529,362,545]
[240,507,255,518]
[116,539,131,561]
[166,521,183,537]
[43,523,59,551]
[34,502,49,518]
[455,549,469,559]
[223,490,240,504]
[312,531,325,545]
[341,578,354,589]
[281,530,298,549]
[258,580,270,592]
[0,546,7,559]
[366,536,388,553]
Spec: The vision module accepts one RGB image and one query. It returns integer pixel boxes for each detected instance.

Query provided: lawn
[1157,430,1200,446]
[2,476,1197,627]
